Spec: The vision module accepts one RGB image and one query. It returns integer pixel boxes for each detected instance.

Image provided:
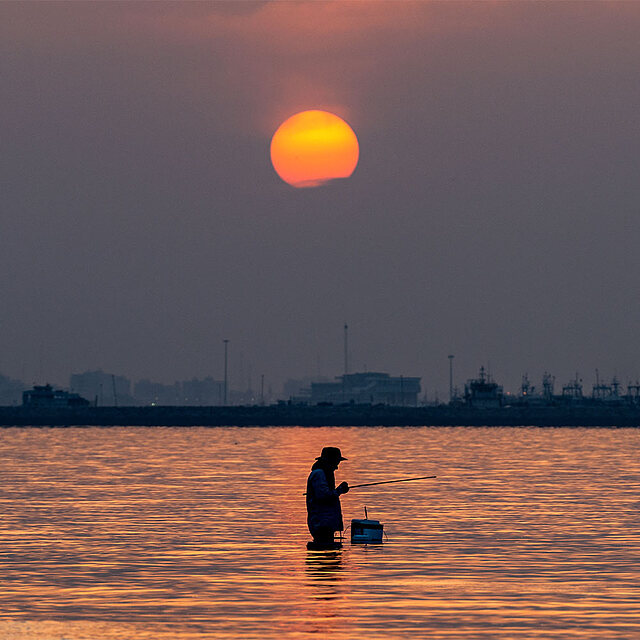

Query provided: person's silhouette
[306,447,349,546]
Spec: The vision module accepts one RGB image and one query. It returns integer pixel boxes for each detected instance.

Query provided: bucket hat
[316,446,348,461]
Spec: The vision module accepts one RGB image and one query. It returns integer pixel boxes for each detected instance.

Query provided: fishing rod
[304,475,436,495]
[349,475,436,489]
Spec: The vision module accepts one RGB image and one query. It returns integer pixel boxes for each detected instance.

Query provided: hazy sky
[2,1,640,396]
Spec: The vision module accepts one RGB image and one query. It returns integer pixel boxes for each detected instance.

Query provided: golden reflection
[1,426,640,639]
[305,549,344,599]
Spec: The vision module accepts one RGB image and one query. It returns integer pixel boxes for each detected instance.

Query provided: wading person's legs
[311,526,335,544]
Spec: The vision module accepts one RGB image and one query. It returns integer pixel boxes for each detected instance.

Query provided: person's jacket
[306,467,344,533]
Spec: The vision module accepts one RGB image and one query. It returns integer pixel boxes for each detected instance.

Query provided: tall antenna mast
[344,323,349,375]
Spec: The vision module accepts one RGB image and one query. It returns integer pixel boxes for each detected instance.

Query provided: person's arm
[310,469,339,503]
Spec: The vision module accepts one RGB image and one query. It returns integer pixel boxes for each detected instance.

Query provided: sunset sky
[2,2,640,395]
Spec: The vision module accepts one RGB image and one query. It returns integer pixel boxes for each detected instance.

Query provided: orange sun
[270,110,359,188]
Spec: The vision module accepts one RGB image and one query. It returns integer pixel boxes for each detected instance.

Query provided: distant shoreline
[1,405,640,427]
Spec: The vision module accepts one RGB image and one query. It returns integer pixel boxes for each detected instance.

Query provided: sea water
[0,426,638,639]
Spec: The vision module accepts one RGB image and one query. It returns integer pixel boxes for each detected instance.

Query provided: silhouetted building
[134,379,180,405]
[23,384,90,407]
[0,374,27,405]
[180,377,224,405]
[301,372,421,406]
[69,370,135,406]
[284,376,330,403]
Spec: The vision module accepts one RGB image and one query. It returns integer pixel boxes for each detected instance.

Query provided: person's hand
[337,481,349,494]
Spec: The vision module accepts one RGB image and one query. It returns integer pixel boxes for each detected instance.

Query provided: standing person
[306,447,349,546]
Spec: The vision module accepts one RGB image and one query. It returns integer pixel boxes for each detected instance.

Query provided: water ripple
[0,426,638,638]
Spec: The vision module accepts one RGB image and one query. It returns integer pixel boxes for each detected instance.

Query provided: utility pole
[260,374,265,406]
[112,374,118,407]
[223,339,229,406]
[448,354,454,403]
[344,323,349,375]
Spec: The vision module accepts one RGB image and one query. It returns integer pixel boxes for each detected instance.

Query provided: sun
[270,110,359,188]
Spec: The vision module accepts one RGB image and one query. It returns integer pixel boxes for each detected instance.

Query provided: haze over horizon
[2,2,640,396]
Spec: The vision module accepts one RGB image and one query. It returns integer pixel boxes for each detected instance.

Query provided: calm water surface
[0,426,638,639]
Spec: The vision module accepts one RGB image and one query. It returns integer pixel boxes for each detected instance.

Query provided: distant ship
[464,367,503,408]
[460,367,640,409]
[22,384,90,408]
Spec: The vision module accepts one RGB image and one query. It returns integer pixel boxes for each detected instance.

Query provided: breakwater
[1,404,640,427]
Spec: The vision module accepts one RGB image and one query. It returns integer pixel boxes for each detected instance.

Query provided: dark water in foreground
[0,426,638,639]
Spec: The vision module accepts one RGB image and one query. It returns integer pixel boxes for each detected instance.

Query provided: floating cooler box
[350,518,384,543]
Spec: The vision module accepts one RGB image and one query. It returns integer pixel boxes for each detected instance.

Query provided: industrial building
[293,372,421,406]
